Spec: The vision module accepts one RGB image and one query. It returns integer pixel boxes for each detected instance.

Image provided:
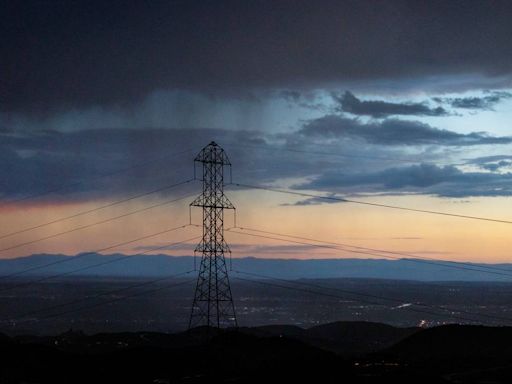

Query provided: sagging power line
[2,278,196,327]
[228,226,512,278]
[232,182,512,225]
[231,274,509,325]
[1,148,195,205]
[0,234,200,295]
[0,224,194,281]
[223,142,439,164]
[0,188,196,254]
[2,271,196,323]
[0,178,195,240]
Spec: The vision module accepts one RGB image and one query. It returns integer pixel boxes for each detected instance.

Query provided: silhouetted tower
[189,142,237,329]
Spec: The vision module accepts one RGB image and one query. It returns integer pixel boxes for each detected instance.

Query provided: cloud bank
[299,116,512,146]
[433,91,512,110]
[335,91,448,117]
[3,0,512,112]
[296,163,512,198]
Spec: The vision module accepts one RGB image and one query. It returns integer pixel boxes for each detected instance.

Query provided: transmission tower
[188,141,237,329]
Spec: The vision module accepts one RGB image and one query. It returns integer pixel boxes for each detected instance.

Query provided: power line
[0,234,200,294]
[235,270,512,324]
[232,226,512,276]
[228,229,512,280]
[0,224,194,281]
[39,278,195,322]
[4,270,196,322]
[0,179,195,240]
[202,223,511,281]
[233,272,512,325]
[232,182,512,225]
[227,226,512,324]
[4,278,196,325]
[1,148,195,205]
[223,142,432,164]
[0,190,196,254]
[232,276,477,324]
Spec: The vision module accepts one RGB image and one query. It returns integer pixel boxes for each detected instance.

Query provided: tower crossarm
[189,194,235,209]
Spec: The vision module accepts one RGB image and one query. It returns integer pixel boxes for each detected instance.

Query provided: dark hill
[239,321,418,356]
[387,324,512,362]
[378,324,512,382]
[238,324,307,338]
[4,322,512,383]
[307,321,419,355]
[0,328,349,384]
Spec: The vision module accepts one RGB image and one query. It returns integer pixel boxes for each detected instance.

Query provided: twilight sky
[1,0,512,262]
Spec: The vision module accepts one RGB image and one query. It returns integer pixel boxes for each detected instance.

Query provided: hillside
[240,321,419,355]
[0,328,348,384]
[3,321,512,382]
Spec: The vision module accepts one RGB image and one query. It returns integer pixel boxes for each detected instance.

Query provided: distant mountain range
[2,253,512,281]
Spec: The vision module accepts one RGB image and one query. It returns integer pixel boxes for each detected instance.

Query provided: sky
[1,0,512,262]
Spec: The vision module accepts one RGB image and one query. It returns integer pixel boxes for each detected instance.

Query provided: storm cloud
[335,91,448,117]
[299,115,512,146]
[2,125,512,202]
[466,155,512,172]
[3,0,512,112]
[0,128,267,200]
[0,127,350,201]
[434,91,512,110]
[296,163,512,198]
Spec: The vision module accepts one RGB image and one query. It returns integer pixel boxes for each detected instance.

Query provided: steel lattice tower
[189,142,237,329]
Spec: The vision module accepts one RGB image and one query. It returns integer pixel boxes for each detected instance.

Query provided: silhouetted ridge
[308,321,419,354]
[0,326,348,383]
[387,324,512,361]
[238,321,419,356]
[240,324,307,338]
[4,322,512,382]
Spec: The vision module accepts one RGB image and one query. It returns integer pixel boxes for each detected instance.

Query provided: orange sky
[1,189,510,264]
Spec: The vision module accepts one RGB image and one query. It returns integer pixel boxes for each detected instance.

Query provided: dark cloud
[295,163,512,198]
[481,160,512,172]
[0,127,358,202]
[3,0,512,112]
[335,91,448,117]
[0,128,267,201]
[467,155,512,164]
[297,164,460,190]
[279,90,325,110]
[433,91,512,110]
[3,124,512,203]
[299,115,512,146]
[281,193,344,206]
[466,155,512,171]
[280,91,302,103]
